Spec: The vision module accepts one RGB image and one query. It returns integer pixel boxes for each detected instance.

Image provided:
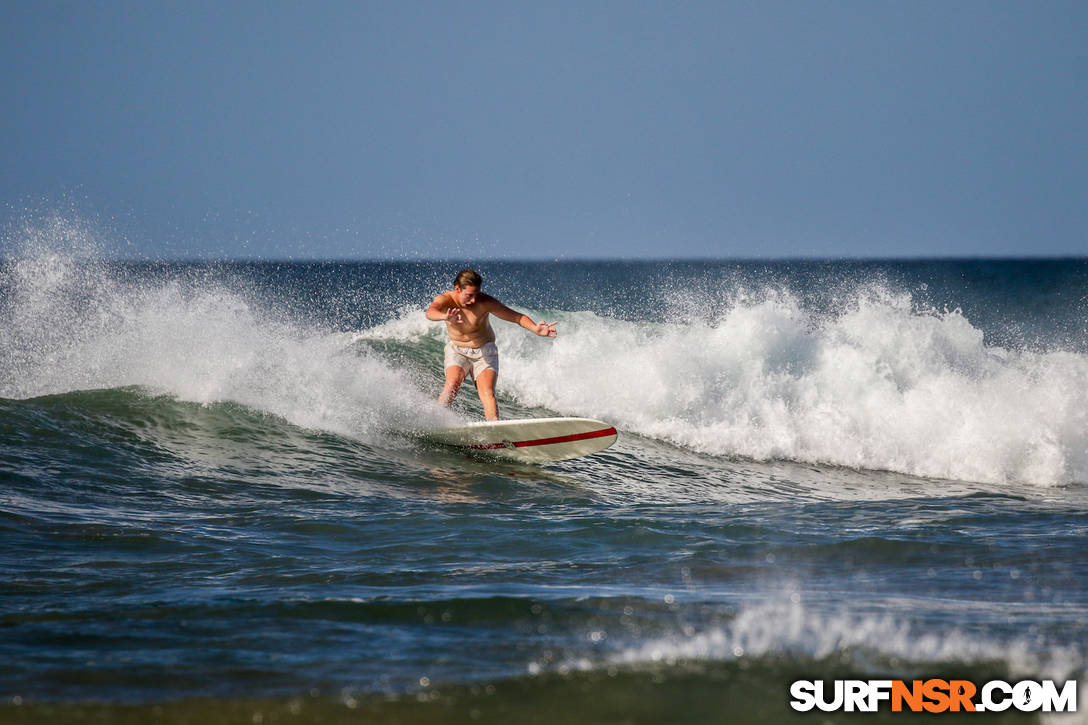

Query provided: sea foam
[6,221,1086,486]
[369,284,1088,486]
[499,292,1087,486]
[0,236,455,442]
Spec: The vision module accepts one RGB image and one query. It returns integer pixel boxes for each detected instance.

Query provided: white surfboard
[424,417,618,463]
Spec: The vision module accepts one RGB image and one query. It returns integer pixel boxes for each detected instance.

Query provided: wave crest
[483,289,1088,486]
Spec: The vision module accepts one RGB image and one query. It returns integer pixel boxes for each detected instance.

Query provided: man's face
[455,285,479,307]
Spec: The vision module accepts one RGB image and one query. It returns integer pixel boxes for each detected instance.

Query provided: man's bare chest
[458,307,490,330]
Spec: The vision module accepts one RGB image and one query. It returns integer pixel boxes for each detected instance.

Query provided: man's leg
[475,369,499,421]
[439,366,469,407]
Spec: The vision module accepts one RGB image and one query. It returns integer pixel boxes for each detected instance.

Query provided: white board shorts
[444,341,499,380]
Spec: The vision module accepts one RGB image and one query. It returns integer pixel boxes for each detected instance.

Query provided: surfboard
[424,417,618,463]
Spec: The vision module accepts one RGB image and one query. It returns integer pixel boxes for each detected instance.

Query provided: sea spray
[601,599,1083,679]
[366,287,1088,486]
[506,293,1087,486]
[0,248,456,442]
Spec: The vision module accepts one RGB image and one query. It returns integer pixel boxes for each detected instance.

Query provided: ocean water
[2,227,1087,723]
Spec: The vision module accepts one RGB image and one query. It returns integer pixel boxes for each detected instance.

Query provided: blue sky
[2,1,1085,259]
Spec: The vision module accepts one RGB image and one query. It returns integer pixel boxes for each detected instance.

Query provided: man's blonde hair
[454,269,482,288]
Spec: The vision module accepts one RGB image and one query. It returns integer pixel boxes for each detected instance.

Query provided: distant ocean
[2,228,1086,723]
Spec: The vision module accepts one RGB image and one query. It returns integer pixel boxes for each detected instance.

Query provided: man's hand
[535,321,557,338]
[446,307,466,324]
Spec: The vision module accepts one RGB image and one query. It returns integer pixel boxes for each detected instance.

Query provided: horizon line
[3,254,1087,265]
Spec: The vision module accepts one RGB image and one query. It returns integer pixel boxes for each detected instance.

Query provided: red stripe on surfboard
[465,426,617,450]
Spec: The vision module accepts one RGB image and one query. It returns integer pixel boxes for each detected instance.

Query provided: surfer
[426,269,556,420]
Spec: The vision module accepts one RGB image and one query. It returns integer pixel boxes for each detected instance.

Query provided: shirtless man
[426,269,556,420]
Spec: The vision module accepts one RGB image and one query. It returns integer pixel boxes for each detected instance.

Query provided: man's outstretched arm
[488,299,557,337]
